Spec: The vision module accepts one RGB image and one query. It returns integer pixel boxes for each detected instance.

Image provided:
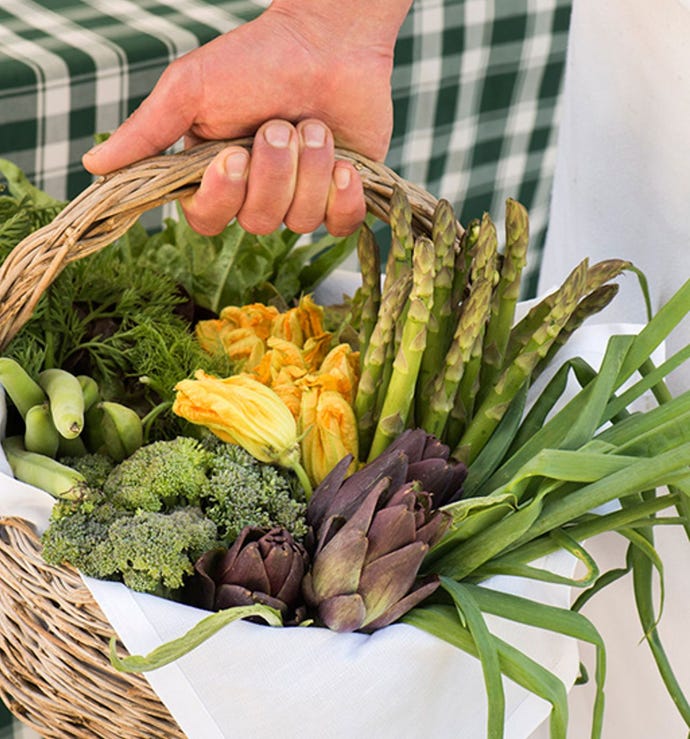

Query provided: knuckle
[182,206,222,237]
[284,213,323,235]
[237,211,281,236]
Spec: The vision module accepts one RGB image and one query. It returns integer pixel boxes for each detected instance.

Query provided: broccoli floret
[107,507,218,595]
[104,436,213,512]
[59,452,116,490]
[42,504,218,596]
[204,442,308,544]
[42,504,126,580]
[42,436,309,597]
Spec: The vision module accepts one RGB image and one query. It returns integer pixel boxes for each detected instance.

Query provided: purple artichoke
[307,428,467,534]
[302,430,457,633]
[186,526,309,623]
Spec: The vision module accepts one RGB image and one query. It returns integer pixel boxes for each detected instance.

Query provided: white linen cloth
[538,1,690,736]
[0,390,578,739]
[0,315,653,739]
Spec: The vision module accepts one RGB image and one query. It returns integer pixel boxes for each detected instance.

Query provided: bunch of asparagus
[353,187,631,465]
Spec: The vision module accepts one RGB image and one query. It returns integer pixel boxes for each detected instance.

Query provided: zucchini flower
[317,343,360,405]
[271,295,326,347]
[196,324,266,367]
[186,526,309,624]
[219,303,281,339]
[251,337,307,386]
[299,385,358,486]
[173,370,312,496]
[301,333,337,372]
[302,435,453,633]
[195,303,279,367]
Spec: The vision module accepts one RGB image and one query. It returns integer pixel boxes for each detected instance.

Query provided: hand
[82,2,411,236]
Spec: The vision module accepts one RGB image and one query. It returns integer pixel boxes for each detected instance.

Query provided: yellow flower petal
[173,370,300,467]
[300,387,358,486]
[314,344,361,404]
[301,333,335,372]
[271,295,326,347]
[219,303,280,339]
[251,337,306,385]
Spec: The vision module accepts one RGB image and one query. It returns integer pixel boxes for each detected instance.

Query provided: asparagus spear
[421,277,493,440]
[356,223,381,359]
[368,236,436,461]
[416,199,461,417]
[354,270,413,460]
[532,283,620,380]
[478,199,529,398]
[382,185,414,293]
[455,259,588,463]
[451,218,480,308]
[584,258,633,291]
[455,213,500,423]
[505,258,632,367]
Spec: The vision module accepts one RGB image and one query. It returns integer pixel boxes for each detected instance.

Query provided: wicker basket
[0,142,462,738]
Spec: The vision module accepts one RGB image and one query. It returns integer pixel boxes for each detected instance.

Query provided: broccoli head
[103,436,213,512]
[42,503,127,580]
[204,442,308,544]
[107,507,218,594]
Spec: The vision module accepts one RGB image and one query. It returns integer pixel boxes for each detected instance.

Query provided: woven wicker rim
[0,516,186,738]
[0,138,460,351]
[0,141,462,736]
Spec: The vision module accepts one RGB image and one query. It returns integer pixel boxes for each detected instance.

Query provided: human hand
[82,2,411,236]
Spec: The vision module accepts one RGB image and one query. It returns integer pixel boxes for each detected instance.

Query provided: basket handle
[0,138,458,350]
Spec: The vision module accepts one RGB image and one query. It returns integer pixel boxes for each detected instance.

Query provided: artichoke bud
[303,466,450,633]
[186,526,309,624]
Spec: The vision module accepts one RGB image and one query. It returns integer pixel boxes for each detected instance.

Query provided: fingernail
[264,122,291,148]
[334,165,351,190]
[303,122,326,149]
[221,150,248,181]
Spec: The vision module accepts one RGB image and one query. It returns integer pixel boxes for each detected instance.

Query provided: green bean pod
[0,357,46,419]
[2,436,87,500]
[23,403,60,458]
[38,369,85,439]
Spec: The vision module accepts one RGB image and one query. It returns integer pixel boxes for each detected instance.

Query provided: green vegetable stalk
[456,259,588,463]
[382,185,414,293]
[368,236,435,461]
[421,278,493,441]
[478,199,529,398]
[454,213,500,425]
[354,271,413,460]
[416,199,460,416]
[355,223,381,359]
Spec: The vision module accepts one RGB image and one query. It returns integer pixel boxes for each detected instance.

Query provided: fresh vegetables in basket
[1,152,690,738]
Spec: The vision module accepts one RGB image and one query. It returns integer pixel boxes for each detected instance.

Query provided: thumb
[82,70,197,175]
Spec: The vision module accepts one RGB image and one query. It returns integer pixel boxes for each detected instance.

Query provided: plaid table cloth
[0,0,571,734]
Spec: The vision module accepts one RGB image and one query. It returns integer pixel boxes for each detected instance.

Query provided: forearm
[268,0,413,55]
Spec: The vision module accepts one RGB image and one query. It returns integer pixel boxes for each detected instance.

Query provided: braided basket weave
[0,141,462,738]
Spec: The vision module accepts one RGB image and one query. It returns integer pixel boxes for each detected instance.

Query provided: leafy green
[0,160,65,264]
[3,239,232,439]
[109,604,283,673]
[403,279,690,736]
[131,204,359,313]
[0,163,360,439]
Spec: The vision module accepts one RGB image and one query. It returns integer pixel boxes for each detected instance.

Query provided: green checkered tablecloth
[0,1,571,735]
[390,0,571,294]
